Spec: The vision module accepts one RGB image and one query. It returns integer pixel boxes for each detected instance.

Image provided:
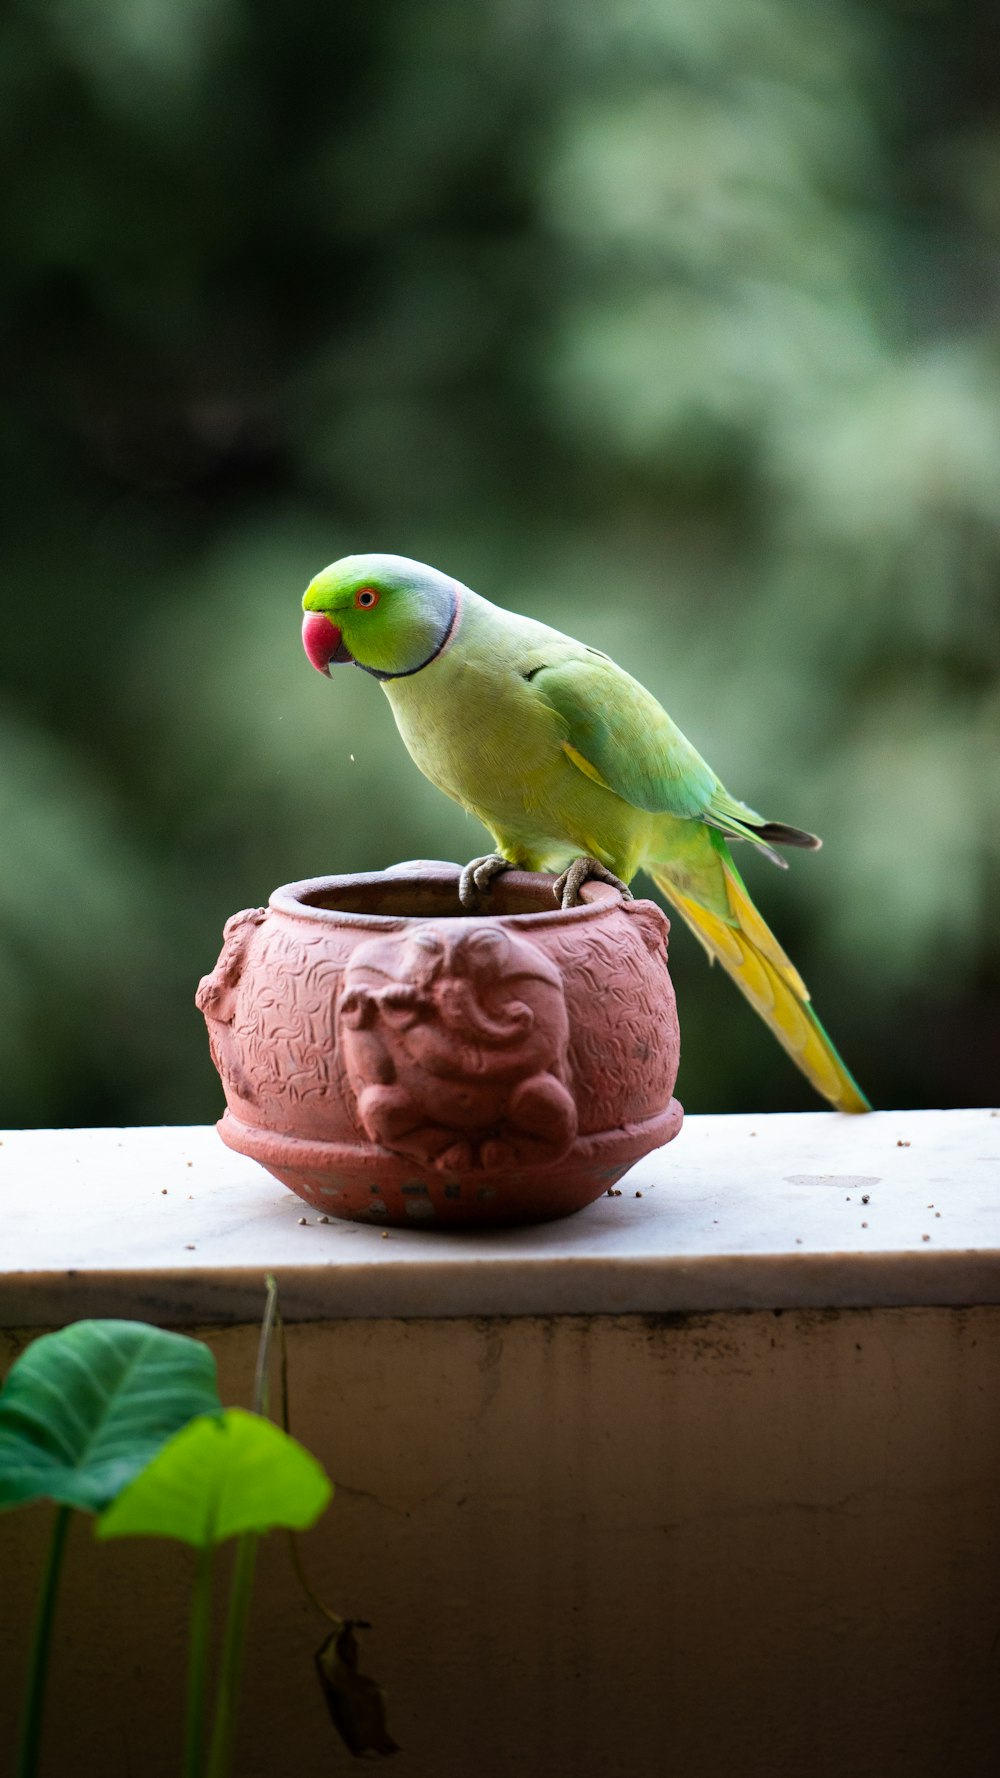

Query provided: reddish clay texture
[196,864,683,1226]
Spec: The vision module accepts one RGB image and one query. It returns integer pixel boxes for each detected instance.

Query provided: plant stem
[205,1533,258,1778]
[183,1545,215,1778]
[277,1306,342,1629]
[18,1503,72,1778]
[286,1528,343,1628]
[200,1275,276,1778]
[253,1274,279,1418]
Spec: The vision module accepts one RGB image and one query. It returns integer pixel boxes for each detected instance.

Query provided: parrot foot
[458,852,512,911]
[552,857,633,910]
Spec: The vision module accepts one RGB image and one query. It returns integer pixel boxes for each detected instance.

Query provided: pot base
[219,1099,684,1228]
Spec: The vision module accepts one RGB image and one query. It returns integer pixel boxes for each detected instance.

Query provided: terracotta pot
[196,863,683,1227]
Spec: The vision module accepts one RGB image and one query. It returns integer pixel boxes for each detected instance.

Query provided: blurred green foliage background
[2,0,998,1127]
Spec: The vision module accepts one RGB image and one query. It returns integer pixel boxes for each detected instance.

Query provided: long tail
[648,846,870,1114]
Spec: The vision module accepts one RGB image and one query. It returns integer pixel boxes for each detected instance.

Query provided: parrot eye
[355,587,380,609]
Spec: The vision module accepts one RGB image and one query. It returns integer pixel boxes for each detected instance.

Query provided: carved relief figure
[337,924,577,1171]
[195,907,267,1102]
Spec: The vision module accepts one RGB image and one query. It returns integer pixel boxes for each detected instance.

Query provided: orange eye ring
[354,586,380,610]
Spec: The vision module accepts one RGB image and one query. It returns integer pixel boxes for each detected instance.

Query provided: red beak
[302,611,345,675]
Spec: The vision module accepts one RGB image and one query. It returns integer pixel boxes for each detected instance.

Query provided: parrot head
[302,553,461,681]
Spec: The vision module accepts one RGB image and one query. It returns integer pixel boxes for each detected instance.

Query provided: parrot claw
[552,857,633,910]
[458,852,513,911]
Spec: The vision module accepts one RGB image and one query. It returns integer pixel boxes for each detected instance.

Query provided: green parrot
[302,552,869,1113]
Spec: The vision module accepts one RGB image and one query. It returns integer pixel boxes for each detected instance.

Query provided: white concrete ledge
[2,1109,998,1324]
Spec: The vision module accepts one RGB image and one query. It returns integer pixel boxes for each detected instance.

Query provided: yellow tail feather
[649,864,870,1114]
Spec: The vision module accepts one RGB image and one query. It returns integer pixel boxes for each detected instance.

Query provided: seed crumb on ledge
[896,1139,911,1148]
[861,1221,868,1229]
[922,1233,931,1241]
[861,1194,870,1204]
[298,1216,308,1225]
[184,1243,195,1251]
[635,1190,643,1198]
[319,1214,331,1224]
[381,1230,390,1239]
[161,1189,168,1196]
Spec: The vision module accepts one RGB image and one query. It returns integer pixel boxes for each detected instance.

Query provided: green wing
[533,650,798,859]
[533,651,718,819]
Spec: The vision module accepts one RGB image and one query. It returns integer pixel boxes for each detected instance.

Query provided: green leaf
[0,1320,221,1514]
[96,1408,333,1549]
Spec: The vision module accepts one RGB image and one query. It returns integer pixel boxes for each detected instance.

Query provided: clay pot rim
[269,864,624,930]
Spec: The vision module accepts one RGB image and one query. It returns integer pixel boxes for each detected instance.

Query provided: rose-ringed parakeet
[302,552,869,1113]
